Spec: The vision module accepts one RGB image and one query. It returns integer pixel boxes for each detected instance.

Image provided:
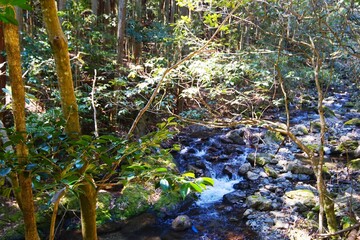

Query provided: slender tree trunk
[4,16,40,240]
[15,7,23,32]
[39,1,98,240]
[313,51,337,234]
[0,22,6,121]
[117,0,127,65]
[132,0,142,64]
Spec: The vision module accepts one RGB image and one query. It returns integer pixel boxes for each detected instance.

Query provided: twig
[317,222,360,238]
[49,187,67,240]
[127,2,243,138]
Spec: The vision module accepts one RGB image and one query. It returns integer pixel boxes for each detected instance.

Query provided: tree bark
[4,16,40,240]
[57,0,67,11]
[132,0,142,64]
[92,0,99,15]
[39,1,98,240]
[116,0,127,65]
[312,46,337,234]
[0,22,6,121]
[39,0,81,137]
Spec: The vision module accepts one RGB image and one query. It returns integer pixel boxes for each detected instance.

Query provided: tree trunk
[116,0,127,65]
[0,22,6,121]
[39,0,81,137]
[313,49,337,234]
[39,1,98,240]
[3,17,40,240]
[132,0,142,64]
[92,0,98,15]
[15,7,23,32]
[57,0,67,11]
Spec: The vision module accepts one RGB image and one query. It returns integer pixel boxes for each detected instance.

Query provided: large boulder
[284,189,316,212]
[287,162,314,176]
[246,195,273,211]
[220,128,246,145]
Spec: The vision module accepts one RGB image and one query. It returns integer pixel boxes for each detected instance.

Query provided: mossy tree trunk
[312,47,337,234]
[39,1,98,239]
[3,15,40,240]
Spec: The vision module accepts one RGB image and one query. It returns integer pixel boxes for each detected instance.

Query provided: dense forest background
[0,0,359,239]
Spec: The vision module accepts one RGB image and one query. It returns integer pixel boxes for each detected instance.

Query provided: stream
[99,90,359,240]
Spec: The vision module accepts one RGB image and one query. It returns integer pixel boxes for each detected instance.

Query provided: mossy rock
[287,162,314,176]
[285,189,316,208]
[344,102,355,108]
[264,131,285,143]
[150,190,182,214]
[246,153,273,166]
[111,184,150,220]
[246,195,272,211]
[336,140,359,154]
[264,165,278,178]
[344,118,360,127]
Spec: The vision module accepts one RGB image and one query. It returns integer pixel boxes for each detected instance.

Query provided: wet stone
[247,171,260,181]
[223,190,247,204]
[239,162,252,175]
[233,180,250,190]
[171,215,192,231]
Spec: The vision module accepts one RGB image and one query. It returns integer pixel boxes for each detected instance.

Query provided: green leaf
[198,177,214,186]
[61,175,79,185]
[180,183,190,199]
[26,163,37,171]
[0,0,11,5]
[0,12,18,25]
[155,167,168,172]
[189,182,203,192]
[0,167,11,177]
[182,172,195,178]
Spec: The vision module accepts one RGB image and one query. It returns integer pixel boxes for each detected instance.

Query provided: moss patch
[264,165,278,178]
[336,140,359,153]
[349,158,360,170]
[344,118,360,127]
[111,184,150,220]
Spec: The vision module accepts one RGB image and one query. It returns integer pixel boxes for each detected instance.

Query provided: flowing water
[100,132,258,240]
